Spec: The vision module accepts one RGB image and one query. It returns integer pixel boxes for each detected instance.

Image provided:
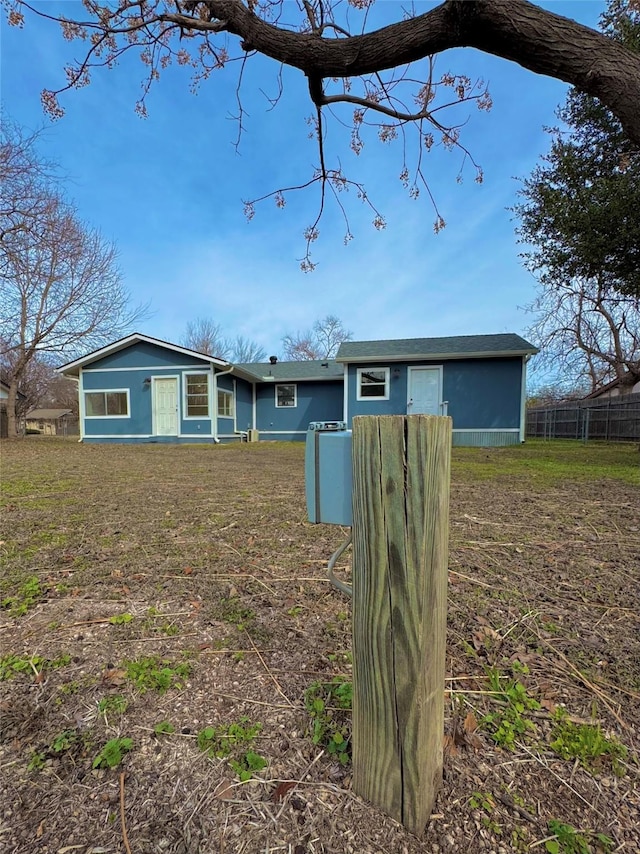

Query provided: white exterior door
[407,367,442,415]
[154,378,178,436]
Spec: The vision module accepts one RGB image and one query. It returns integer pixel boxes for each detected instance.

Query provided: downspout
[342,363,349,426]
[212,365,234,443]
[77,369,85,443]
[519,355,531,443]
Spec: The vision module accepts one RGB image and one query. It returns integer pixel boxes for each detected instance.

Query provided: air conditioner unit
[247,429,259,443]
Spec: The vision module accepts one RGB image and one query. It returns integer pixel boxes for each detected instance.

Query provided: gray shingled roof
[235,360,343,382]
[336,333,538,362]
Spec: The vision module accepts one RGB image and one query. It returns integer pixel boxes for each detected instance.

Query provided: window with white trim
[185,374,209,417]
[85,390,129,417]
[275,384,296,408]
[357,367,390,400]
[218,388,234,418]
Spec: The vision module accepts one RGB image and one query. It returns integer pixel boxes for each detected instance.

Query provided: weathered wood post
[351,414,451,836]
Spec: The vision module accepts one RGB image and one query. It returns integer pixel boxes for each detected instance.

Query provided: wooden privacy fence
[527,394,640,442]
[351,414,451,835]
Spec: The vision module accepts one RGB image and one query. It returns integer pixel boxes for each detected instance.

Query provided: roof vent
[269,355,278,364]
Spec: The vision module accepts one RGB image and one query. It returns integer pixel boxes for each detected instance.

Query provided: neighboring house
[25,409,76,436]
[57,332,537,446]
[583,376,640,399]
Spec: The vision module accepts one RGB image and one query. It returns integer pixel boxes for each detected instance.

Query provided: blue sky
[1,1,604,368]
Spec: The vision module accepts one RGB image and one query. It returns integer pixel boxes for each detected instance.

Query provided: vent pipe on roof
[269,355,278,364]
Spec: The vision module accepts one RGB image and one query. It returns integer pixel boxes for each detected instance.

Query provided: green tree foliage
[514,1,640,394]
[515,1,640,300]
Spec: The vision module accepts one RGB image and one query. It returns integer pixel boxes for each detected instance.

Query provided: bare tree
[230,336,266,363]
[181,318,230,359]
[181,320,266,361]
[282,315,352,360]
[8,1,640,268]
[0,122,147,438]
[525,278,640,395]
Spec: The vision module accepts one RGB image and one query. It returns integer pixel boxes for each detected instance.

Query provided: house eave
[57,333,231,377]
[337,349,538,364]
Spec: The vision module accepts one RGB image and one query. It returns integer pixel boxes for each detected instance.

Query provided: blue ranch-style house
[58,332,537,446]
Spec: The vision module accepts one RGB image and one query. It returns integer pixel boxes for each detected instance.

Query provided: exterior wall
[256,380,343,440]
[217,375,254,441]
[80,341,220,443]
[345,357,524,445]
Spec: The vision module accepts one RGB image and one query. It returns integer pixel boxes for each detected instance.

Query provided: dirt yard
[0,438,638,854]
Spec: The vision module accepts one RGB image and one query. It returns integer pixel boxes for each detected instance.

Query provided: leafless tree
[231,336,266,363]
[282,314,352,360]
[8,1,640,268]
[0,122,147,437]
[525,277,640,395]
[181,319,266,361]
[181,318,230,359]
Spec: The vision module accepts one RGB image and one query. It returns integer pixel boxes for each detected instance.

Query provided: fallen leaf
[102,668,127,687]
[214,779,234,800]
[272,781,296,802]
[36,819,45,838]
[464,711,478,734]
[183,567,193,575]
[443,733,459,757]
[540,698,557,714]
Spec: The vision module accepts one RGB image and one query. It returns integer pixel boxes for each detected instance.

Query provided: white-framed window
[275,383,297,408]
[84,390,129,418]
[218,388,234,418]
[185,373,210,418]
[357,367,390,400]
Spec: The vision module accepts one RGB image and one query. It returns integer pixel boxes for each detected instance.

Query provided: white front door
[154,378,178,436]
[407,367,442,415]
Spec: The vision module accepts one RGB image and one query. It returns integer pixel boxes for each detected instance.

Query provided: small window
[357,368,390,400]
[276,384,297,408]
[85,391,129,417]
[185,374,209,417]
[218,389,234,418]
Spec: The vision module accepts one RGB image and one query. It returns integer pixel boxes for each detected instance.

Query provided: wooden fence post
[351,414,451,836]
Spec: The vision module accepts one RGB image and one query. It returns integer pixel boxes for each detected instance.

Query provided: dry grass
[0,437,638,854]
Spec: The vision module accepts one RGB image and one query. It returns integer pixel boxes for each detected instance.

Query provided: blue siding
[346,366,406,418]
[256,380,343,438]
[347,358,523,432]
[443,358,522,429]
[87,341,211,370]
[231,378,254,436]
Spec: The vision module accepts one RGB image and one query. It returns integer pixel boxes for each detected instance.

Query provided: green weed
[481,666,540,749]
[545,820,613,854]
[550,712,627,776]
[154,721,176,736]
[2,576,43,617]
[109,612,134,625]
[229,750,268,782]
[93,737,133,769]
[218,597,256,631]
[305,677,352,765]
[98,695,128,721]
[123,656,191,693]
[0,652,70,681]
[197,718,262,759]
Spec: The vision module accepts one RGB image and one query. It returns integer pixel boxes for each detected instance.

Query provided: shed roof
[336,333,538,363]
[57,333,231,377]
[26,409,74,420]
[235,360,343,382]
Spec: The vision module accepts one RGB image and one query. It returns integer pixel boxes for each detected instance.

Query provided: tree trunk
[7,380,20,438]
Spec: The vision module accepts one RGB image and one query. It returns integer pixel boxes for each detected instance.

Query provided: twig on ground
[119,771,133,854]
[245,631,295,708]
